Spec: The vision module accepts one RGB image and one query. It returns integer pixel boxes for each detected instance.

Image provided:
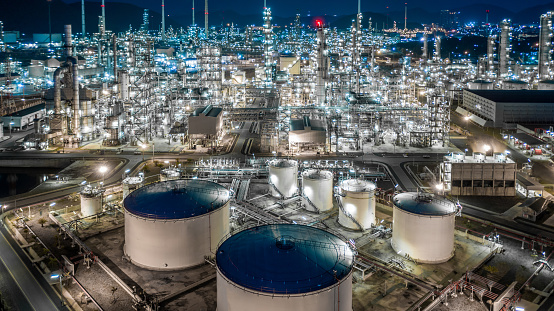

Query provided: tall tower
[316,21,328,106]
[487,35,495,73]
[499,19,511,76]
[81,0,86,37]
[101,0,106,36]
[263,7,274,87]
[404,3,407,30]
[192,0,195,25]
[161,0,166,40]
[434,35,441,61]
[538,12,553,79]
[422,33,428,59]
[141,9,150,32]
[204,0,208,37]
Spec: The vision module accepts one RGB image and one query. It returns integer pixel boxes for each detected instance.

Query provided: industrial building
[440,152,517,196]
[187,105,224,148]
[461,90,554,128]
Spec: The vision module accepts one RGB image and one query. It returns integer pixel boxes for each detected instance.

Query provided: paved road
[0,215,64,310]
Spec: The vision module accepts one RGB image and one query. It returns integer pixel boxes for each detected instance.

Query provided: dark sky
[63,0,554,17]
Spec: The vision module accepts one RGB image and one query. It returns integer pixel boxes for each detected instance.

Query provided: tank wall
[124,202,229,270]
[269,165,298,198]
[302,176,333,212]
[391,207,455,263]
[338,190,375,230]
[217,270,352,311]
[81,195,102,217]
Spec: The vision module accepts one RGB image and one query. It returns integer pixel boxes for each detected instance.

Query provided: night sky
[62,0,554,17]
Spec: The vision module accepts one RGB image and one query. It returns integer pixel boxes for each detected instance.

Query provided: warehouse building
[461,90,554,128]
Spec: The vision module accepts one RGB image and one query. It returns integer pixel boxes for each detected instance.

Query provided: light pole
[141,144,145,161]
[99,166,108,187]
[484,144,491,157]
[50,273,64,306]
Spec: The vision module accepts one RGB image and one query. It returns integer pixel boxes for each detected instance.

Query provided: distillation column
[434,35,441,61]
[263,8,274,88]
[538,12,553,79]
[315,23,328,106]
[487,35,495,73]
[499,19,511,76]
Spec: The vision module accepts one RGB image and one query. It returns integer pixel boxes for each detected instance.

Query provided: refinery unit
[2,2,554,311]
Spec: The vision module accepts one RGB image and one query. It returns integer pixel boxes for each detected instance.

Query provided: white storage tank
[391,192,457,264]
[123,179,231,270]
[268,159,298,198]
[468,79,493,90]
[80,186,104,217]
[160,168,181,181]
[302,169,333,212]
[216,224,354,311]
[122,176,143,199]
[337,179,376,230]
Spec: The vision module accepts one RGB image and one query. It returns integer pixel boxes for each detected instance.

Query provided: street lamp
[483,144,491,156]
[99,166,108,187]
[50,273,64,306]
[141,144,146,161]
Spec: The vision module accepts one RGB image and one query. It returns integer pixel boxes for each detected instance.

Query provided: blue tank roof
[123,179,230,219]
[216,224,354,294]
[393,192,456,216]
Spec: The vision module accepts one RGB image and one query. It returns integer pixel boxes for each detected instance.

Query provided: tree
[38,218,48,227]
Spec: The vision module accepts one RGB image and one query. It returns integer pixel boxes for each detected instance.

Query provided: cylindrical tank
[28,65,45,77]
[80,186,104,217]
[122,176,143,199]
[160,168,180,181]
[538,80,554,90]
[216,224,354,311]
[391,192,457,264]
[468,80,493,90]
[302,169,333,212]
[337,179,376,230]
[268,159,298,198]
[502,80,528,90]
[124,179,231,270]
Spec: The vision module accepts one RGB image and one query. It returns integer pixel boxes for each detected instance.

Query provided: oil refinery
[0,1,554,311]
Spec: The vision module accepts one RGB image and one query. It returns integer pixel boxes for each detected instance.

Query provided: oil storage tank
[80,186,104,217]
[160,168,181,181]
[301,169,333,212]
[216,224,354,311]
[336,179,376,230]
[122,176,143,199]
[124,179,231,270]
[391,192,457,264]
[268,159,298,198]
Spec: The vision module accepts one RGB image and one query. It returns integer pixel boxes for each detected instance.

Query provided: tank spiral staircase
[302,194,321,214]
[334,191,364,231]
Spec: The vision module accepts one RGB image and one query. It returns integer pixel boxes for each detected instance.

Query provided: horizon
[61,0,554,18]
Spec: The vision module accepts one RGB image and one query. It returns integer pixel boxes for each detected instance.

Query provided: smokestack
[357,0,360,15]
[81,0,86,37]
[192,0,195,26]
[404,3,407,30]
[101,0,106,36]
[485,10,489,24]
[205,0,208,37]
[64,25,73,57]
[161,0,166,40]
